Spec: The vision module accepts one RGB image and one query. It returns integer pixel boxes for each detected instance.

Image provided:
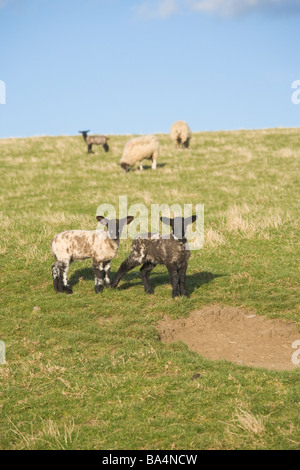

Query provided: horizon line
[0,125,299,140]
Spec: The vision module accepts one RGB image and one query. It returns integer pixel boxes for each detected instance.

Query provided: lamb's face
[96,216,134,240]
[107,219,119,240]
[160,216,198,240]
[79,130,89,139]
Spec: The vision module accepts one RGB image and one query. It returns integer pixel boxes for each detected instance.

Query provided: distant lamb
[120,135,160,172]
[170,121,191,149]
[79,130,110,154]
[111,216,197,298]
[50,216,134,294]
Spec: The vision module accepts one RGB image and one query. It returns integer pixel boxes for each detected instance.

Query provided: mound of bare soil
[157,306,299,371]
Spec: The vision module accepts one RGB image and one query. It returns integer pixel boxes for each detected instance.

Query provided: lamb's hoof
[53,279,64,293]
[95,285,104,294]
[64,286,73,295]
[145,288,154,295]
[54,285,64,294]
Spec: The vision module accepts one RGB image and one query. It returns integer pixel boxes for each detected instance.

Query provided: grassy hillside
[0,128,299,449]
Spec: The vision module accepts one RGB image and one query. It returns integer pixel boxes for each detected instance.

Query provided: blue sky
[0,0,299,138]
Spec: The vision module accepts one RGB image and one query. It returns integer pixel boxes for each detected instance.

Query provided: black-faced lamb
[170,121,192,149]
[50,216,134,294]
[120,135,160,172]
[111,215,197,298]
[79,130,110,154]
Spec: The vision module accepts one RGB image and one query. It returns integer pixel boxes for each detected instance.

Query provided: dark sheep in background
[79,130,110,154]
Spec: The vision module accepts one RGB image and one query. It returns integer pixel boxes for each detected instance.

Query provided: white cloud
[156,0,180,17]
[188,0,294,17]
[134,0,300,19]
[135,0,181,19]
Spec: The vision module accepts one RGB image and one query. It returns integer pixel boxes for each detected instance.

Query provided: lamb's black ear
[185,215,198,225]
[160,216,174,227]
[96,216,109,226]
[126,216,134,225]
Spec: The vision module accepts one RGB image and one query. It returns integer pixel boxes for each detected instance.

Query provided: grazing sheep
[120,135,160,172]
[111,215,197,298]
[79,130,110,154]
[170,121,192,149]
[50,216,134,294]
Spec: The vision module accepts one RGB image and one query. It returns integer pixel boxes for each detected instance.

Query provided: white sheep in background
[50,216,134,294]
[120,135,160,172]
[170,121,192,149]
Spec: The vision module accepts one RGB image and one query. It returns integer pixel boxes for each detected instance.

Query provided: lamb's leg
[139,162,143,171]
[93,262,104,293]
[61,261,73,294]
[88,144,93,154]
[140,262,156,294]
[111,255,142,289]
[167,264,180,298]
[52,261,72,294]
[52,262,64,293]
[178,263,188,297]
[103,261,111,287]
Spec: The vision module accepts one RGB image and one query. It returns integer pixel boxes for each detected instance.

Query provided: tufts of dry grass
[225,204,287,237]
[204,227,226,247]
[232,408,266,435]
[7,417,78,450]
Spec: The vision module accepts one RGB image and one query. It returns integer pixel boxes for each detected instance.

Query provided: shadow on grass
[69,267,94,287]
[69,267,225,295]
[142,163,166,170]
[118,271,224,295]
[126,163,167,172]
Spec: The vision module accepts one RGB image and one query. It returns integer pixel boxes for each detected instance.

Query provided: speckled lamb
[111,216,197,298]
[50,216,134,294]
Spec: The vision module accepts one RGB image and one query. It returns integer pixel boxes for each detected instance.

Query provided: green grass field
[0,128,299,449]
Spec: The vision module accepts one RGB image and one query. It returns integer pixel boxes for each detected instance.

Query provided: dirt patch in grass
[157,306,300,371]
